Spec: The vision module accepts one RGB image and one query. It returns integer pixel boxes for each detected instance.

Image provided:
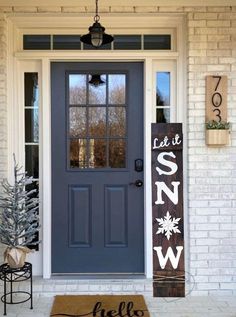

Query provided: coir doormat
[50,295,150,317]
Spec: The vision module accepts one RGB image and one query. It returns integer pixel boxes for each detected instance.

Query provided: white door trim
[7,15,186,279]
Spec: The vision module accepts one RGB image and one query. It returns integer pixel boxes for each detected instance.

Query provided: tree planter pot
[206,129,230,146]
[4,247,31,268]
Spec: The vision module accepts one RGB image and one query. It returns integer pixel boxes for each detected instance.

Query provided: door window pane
[53,35,81,50]
[25,145,39,178]
[88,107,106,137]
[89,74,106,104]
[108,75,126,104]
[89,139,106,168]
[113,35,141,50]
[109,140,126,168]
[25,109,39,143]
[23,35,50,50]
[156,108,170,123]
[24,73,39,107]
[144,35,171,50]
[69,74,87,105]
[108,107,126,137]
[69,107,86,137]
[70,139,87,168]
[25,181,39,251]
[156,72,170,106]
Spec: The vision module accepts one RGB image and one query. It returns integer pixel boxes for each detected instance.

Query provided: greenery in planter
[205,120,230,130]
[0,155,40,267]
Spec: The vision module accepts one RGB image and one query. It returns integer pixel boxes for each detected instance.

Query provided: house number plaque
[206,75,227,122]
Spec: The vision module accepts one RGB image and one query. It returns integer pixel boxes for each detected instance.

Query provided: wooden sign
[152,123,185,297]
[206,75,227,122]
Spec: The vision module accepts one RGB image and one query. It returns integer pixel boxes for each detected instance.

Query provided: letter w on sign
[154,246,183,269]
[151,123,185,297]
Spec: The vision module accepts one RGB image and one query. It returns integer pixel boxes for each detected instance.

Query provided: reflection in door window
[69,107,86,137]
[156,72,170,106]
[88,107,106,137]
[108,107,126,137]
[70,139,87,168]
[25,108,39,142]
[109,139,126,168]
[68,73,127,169]
[89,74,106,104]
[156,72,171,123]
[69,75,86,104]
[156,108,170,123]
[108,75,126,104]
[89,139,106,168]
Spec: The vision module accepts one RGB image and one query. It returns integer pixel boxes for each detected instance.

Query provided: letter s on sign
[156,152,178,176]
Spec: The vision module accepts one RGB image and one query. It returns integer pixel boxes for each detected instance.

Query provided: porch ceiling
[1,0,235,6]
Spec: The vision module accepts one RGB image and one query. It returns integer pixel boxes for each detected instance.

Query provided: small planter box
[206,129,230,146]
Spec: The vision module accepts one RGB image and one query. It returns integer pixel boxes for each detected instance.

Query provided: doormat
[50,295,150,317]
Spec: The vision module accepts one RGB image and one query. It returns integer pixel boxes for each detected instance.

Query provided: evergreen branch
[0,155,40,247]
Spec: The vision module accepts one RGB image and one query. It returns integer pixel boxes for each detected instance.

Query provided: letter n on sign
[152,123,185,297]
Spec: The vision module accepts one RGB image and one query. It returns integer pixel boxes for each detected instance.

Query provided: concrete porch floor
[0,278,236,317]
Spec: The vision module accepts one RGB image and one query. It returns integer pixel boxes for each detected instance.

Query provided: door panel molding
[69,185,92,248]
[105,185,128,247]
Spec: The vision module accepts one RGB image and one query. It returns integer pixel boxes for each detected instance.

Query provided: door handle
[129,180,143,187]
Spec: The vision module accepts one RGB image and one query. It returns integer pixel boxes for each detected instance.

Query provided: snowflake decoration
[156,211,181,240]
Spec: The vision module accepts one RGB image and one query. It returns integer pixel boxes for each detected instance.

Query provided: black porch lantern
[80,0,113,48]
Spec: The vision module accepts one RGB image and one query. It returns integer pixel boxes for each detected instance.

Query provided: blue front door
[51,62,144,274]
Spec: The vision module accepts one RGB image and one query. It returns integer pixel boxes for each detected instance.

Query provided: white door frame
[7,14,186,278]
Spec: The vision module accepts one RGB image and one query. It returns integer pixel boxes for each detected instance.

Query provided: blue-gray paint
[51,62,144,273]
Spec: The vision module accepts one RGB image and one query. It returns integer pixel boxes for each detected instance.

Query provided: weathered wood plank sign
[152,123,185,297]
[206,75,227,123]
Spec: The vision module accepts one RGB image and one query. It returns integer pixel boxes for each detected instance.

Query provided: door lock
[129,180,143,187]
[135,159,143,172]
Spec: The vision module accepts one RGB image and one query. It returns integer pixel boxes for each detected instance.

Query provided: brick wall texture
[0,13,7,260]
[0,13,7,180]
[0,5,235,295]
[187,7,236,296]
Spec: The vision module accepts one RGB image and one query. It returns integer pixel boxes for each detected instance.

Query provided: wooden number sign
[206,75,227,122]
[152,123,185,297]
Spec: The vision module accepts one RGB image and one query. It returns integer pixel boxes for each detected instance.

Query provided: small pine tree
[0,155,40,248]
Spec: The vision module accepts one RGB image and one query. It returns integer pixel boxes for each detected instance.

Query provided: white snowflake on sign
[156,211,181,240]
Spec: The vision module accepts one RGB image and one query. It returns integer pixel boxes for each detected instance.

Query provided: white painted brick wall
[0,4,235,296]
[187,6,236,295]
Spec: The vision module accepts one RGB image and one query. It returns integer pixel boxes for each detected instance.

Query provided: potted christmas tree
[0,155,40,268]
[205,120,230,146]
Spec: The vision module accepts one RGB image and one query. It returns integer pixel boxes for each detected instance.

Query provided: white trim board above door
[2,0,235,6]
[8,14,186,278]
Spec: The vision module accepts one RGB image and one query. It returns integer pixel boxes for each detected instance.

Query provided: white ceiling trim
[1,0,236,6]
